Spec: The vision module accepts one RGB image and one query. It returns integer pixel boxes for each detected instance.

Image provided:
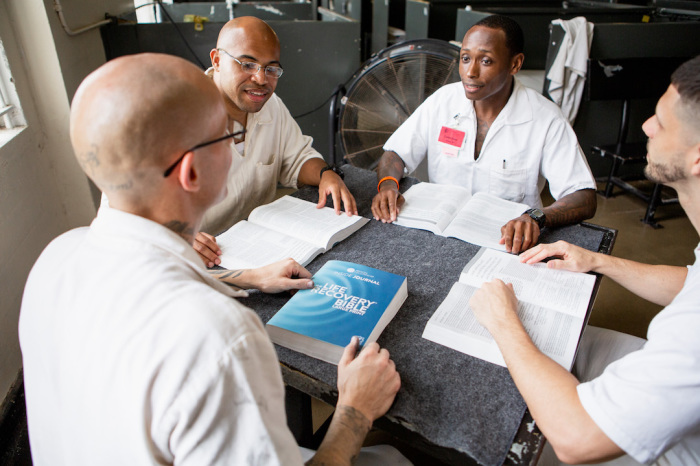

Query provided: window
[0,36,26,131]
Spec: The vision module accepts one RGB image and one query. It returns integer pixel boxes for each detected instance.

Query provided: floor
[3,182,697,465]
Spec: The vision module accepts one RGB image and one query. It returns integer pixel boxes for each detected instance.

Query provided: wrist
[320,164,344,181]
[377,176,400,193]
[524,208,546,228]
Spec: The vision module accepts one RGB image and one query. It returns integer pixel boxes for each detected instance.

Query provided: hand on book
[194,232,222,268]
[519,240,596,273]
[337,337,401,423]
[371,188,405,223]
[469,279,520,335]
[242,258,314,293]
[500,214,541,254]
[318,173,358,217]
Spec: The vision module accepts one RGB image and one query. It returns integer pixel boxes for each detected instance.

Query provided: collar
[90,208,248,298]
[462,77,533,126]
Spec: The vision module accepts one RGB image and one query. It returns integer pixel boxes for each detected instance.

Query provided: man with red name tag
[371,15,597,254]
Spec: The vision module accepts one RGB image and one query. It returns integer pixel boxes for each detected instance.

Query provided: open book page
[423,248,595,369]
[459,248,595,317]
[248,196,369,250]
[442,192,529,251]
[216,221,322,269]
[393,183,471,234]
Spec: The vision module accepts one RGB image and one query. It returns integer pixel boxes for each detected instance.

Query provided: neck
[675,185,700,239]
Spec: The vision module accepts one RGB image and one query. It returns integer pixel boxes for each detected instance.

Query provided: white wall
[0,0,133,405]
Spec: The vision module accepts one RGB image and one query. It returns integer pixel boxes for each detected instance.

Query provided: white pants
[538,325,647,466]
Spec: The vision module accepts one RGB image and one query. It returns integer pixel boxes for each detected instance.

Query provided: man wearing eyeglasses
[20,53,405,466]
[194,16,357,268]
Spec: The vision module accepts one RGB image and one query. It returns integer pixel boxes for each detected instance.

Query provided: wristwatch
[524,208,546,228]
[319,165,344,180]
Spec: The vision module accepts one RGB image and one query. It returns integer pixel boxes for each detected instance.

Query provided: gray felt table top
[237,165,614,466]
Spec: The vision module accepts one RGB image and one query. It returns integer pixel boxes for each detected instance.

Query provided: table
[241,165,616,465]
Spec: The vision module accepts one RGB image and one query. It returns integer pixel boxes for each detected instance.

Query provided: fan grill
[340,47,459,169]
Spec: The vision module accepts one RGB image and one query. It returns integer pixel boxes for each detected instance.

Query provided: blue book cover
[266,260,408,364]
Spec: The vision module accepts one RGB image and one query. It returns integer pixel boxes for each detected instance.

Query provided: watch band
[524,208,546,228]
[320,165,344,180]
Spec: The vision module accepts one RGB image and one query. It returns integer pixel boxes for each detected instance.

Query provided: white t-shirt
[19,208,303,465]
[577,245,700,464]
[383,78,595,209]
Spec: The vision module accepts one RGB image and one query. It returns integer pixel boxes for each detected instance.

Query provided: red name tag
[438,126,466,147]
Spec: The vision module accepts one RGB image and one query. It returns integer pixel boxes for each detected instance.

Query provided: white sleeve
[539,115,595,200]
[383,97,433,175]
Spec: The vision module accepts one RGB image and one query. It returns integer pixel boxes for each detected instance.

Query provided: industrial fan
[332,39,460,170]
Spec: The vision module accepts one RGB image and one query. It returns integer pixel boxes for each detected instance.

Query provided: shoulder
[514,79,567,122]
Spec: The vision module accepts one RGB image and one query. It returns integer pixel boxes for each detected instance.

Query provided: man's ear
[510,53,524,75]
[689,142,700,178]
[210,48,220,71]
[178,152,201,193]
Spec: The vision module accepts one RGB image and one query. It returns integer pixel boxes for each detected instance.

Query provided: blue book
[266,260,408,364]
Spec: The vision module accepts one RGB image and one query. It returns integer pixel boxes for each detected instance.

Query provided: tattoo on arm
[306,405,370,466]
[544,189,597,227]
[207,269,245,289]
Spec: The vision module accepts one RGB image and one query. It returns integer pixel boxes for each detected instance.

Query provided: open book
[267,260,408,364]
[216,196,369,270]
[422,248,595,369]
[394,183,529,250]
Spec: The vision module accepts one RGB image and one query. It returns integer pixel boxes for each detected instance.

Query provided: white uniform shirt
[19,208,303,465]
[577,244,700,465]
[201,69,323,235]
[383,78,595,209]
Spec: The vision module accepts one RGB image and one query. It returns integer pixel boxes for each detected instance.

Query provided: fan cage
[338,39,460,169]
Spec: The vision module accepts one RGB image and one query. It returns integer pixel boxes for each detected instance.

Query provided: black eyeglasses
[217,48,284,79]
[163,129,245,177]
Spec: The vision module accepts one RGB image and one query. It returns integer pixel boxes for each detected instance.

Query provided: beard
[644,159,685,184]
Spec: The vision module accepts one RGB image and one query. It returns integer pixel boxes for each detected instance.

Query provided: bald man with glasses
[195,17,357,269]
[20,53,406,466]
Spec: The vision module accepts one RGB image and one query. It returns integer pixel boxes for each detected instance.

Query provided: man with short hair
[470,56,700,464]
[195,16,357,268]
[371,15,596,254]
[19,53,403,465]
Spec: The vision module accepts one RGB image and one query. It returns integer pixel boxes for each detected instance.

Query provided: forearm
[297,157,329,187]
[376,151,405,188]
[543,189,596,227]
[491,317,622,463]
[590,254,687,306]
[207,268,256,290]
[306,405,371,466]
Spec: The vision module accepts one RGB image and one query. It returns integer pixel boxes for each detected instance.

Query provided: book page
[216,221,322,269]
[422,282,583,368]
[442,192,529,250]
[249,196,368,250]
[394,183,471,234]
[459,248,595,317]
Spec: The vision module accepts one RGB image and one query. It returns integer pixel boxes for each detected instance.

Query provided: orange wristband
[377,176,400,193]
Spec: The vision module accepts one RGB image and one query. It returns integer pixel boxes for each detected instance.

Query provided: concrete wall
[0,0,132,406]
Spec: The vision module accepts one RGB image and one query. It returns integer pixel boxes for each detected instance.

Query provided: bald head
[70,53,226,203]
[216,16,279,52]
